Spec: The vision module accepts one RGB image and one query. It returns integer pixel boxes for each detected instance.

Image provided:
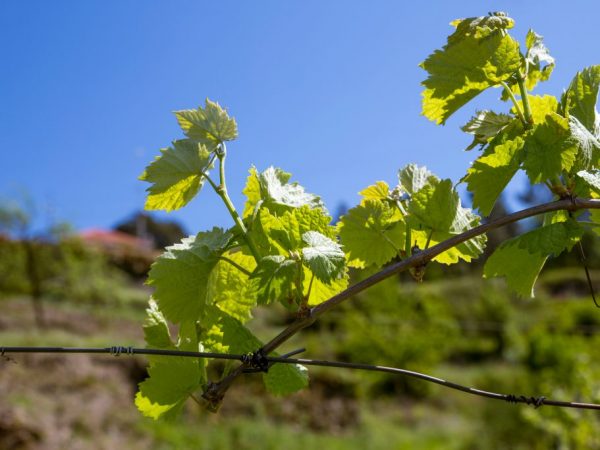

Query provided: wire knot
[506,394,546,409]
[241,349,270,373]
[0,347,16,364]
[110,346,134,357]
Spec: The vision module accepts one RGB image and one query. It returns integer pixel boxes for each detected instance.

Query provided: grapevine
[135,11,600,417]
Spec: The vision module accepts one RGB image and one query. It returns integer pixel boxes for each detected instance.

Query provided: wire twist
[506,394,546,409]
[241,349,270,373]
[109,346,134,357]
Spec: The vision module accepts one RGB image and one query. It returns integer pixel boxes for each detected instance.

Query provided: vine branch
[202,197,600,409]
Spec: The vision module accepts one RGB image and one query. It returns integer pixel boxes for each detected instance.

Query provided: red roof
[79,228,153,250]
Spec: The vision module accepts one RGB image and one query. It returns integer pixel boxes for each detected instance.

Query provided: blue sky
[1,1,598,234]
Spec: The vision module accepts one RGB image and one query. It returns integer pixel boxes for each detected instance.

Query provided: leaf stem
[425,229,434,249]
[516,74,534,128]
[500,80,527,127]
[202,172,219,192]
[219,256,252,276]
[381,231,401,254]
[214,143,261,262]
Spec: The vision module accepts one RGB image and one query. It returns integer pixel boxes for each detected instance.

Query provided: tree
[114,212,187,250]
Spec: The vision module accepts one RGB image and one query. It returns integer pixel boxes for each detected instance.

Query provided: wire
[2,345,600,411]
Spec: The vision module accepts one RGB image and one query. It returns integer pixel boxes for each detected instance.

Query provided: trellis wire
[2,345,600,411]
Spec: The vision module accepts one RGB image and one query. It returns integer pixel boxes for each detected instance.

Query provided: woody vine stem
[202,197,600,408]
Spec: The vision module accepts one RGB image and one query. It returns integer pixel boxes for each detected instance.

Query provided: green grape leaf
[242,167,262,218]
[517,220,583,256]
[216,311,308,395]
[522,113,578,184]
[207,248,257,322]
[484,220,583,296]
[561,65,600,132]
[484,243,548,297]
[421,15,521,124]
[461,110,513,150]
[398,164,438,195]
[254,206,334,256]
[412,230,483,265]
[175,98,238,143]
[591,210,600,237]
[301,231,345,283]
[577,170,600,195]
[338,199,405,268]
[448,12,514,44]
[143,299,174,350]
[303,266,349,306]
[359,181,390,202]
[263,362,309,396]
[147,228,231,323]
[513,95,558,125]
[242,166,324,218]
[177,320,201,352]
[408,179,458,232]
[135,357,204,420]
[463,122,525,216]
[251,255,299,305]
[217,310,262,353]
[569,116,600,170]
[411,200,486,264]
[523,29,555,91]
[139,139,213,212]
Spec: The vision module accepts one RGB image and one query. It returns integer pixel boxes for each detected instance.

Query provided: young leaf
[338,199,405,268]
[147,229,231,323]
[561,65,600,132]
[301,231,345,283]
[242,166,324,218]
[408,179,458,232]
[135,357,204,420]
[175,98,238,144]
[254,206,334,256]
[513,94,558,125]
[461,110,513,150]
[411,199,486,264]
[139,139,213,212]
[523,29,555,91]
[484,220,583,296]
[251,255,299,305]
[463,122,525,216]
[484,243,548,297]
[398,164,437,195]
[411,230,484,265]
[302,266,349,306]
[516,220,583,256]
[421,13,521,124]
[207,248,257,322]
[359,181,390,202]
[447,12,515,45]
[569,116,600,170]
[263,363,309,396]
[138,298,205,417]
[591,210,600,237]
[143,299,174,350]
[522,113,578,184]
[577,170,600,195]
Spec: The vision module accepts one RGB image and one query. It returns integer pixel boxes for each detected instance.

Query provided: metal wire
[2,345,600,411]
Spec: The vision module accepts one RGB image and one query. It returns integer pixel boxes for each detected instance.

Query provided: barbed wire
[2,345,599,411]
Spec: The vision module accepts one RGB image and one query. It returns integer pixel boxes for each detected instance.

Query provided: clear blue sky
[1,1,598,234]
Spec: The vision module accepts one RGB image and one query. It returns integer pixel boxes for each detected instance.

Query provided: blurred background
[1,1,600,449]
